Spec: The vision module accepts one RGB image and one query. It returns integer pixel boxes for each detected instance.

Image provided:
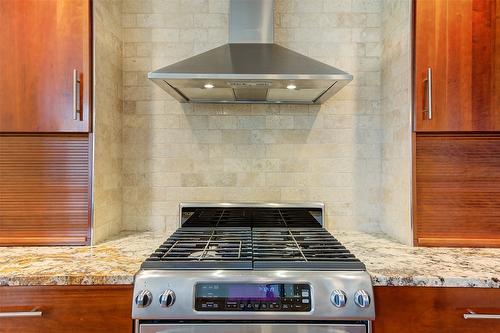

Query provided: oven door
[139,323,368,333]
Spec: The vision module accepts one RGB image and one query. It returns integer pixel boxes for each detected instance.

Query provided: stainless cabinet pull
[0,310,42,318]
[464,313,500,320]
[424,67,433,120]
[73,69,81,120]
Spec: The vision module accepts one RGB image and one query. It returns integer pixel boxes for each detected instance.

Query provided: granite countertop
[0,232,166,286]
[0,231,499,288]
[335,232,500,288]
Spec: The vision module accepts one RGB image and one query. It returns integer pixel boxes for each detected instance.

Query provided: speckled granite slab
[0,232,165,286]
[0,231,499,288]
[335,231,500,288]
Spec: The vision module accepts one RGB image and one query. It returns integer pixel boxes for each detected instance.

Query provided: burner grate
[181,207,322,228]
[252,228,364,270]
[141,227,253,269]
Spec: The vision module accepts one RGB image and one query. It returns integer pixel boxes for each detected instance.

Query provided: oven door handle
[138,323,368,333]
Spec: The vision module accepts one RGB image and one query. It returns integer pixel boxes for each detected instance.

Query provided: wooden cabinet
[373,286,500,333]
[0,285,133,333]
[0,0,92,133]
[0,0,93,245]
[0,135,91,246]
[414,0,500,132]
[414,134,500,247]
[413,0,500,247]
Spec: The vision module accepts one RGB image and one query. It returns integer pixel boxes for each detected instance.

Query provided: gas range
[133,203,375,333]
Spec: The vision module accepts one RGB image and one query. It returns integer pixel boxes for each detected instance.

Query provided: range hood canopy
[148,0,353,105]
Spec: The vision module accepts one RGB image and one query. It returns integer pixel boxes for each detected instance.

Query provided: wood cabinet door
[0,0,91,133]
[414,0,500,132]
[414,134,500,247]
[0,285,133,333]
[373,287,500,333]
[0,135,91,245]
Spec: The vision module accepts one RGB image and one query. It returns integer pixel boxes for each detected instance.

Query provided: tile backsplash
[120,0,386,233]
[380,0,412,245]
[93,0,123,243]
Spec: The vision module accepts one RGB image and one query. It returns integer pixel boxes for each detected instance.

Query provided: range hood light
[204,83,214,89]
[286,84,297,90]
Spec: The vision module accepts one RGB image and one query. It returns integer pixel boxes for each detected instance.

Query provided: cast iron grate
[252,228,365,270]
[181,207,322,228]
[141,227,253,270]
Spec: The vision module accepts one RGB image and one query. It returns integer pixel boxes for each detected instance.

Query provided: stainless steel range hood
[148,0,353,104]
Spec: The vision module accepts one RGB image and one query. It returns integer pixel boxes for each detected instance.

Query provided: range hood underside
[151,78,350,104]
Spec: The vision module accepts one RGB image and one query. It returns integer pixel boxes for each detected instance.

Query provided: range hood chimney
[148,0,353,104]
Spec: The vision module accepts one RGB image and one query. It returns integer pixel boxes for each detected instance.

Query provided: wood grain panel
[0,0,92,132]
[373,287,500,333]
[0,135,91,245]
[414,0,500,131]
[414,134,500,247]
[0,285,132,333]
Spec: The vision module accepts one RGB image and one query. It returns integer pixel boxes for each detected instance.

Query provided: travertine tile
[93,0,123,244]
[379,0,412,245]
[120,0,387,235]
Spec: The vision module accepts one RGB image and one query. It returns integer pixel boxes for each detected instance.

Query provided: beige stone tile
[117,0,391,236]
[266,115,294,129]
[236,173,266,187]
[221,130,252,144]
[324,0,352,12]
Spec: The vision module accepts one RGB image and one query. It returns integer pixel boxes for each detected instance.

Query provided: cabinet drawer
[373,287,500,333]
[0,285,133,333]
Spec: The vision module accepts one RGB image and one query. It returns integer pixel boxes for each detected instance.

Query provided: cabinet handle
[0,310,42,318]
[423,67,433,120]
[464,313,500,320]
[73,69,81,120]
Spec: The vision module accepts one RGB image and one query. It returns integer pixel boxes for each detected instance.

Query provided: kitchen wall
[380,0,413,245]
[121,0,384,233]
[93,0,123,243]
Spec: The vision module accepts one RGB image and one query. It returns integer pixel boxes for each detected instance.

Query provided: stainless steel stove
[133,203,375,333]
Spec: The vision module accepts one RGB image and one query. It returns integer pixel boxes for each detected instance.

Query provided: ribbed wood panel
[415,134,500,247]
[0,135,91,245]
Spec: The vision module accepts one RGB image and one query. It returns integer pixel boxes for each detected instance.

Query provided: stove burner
[142,227,364,271]
[143,228,253,269]
[252,228,361,270]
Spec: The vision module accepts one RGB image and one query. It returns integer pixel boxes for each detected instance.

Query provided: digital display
[194,283,311,312]
[228,284,279,301]
[196,283,280,300]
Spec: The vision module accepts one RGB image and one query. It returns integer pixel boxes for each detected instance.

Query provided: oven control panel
[194,283,311,312]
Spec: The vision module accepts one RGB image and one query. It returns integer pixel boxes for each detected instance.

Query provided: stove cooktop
[134,204,375,324]
[141,205,364,271]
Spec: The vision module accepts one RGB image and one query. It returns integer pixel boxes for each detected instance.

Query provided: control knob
[354,290,371,308]
[135,290,153,308]
[159,289,176,308]
[330,289,347,308]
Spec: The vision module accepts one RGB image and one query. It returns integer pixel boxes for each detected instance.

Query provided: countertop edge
[371,275,500,288]
[1,274,499,289]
